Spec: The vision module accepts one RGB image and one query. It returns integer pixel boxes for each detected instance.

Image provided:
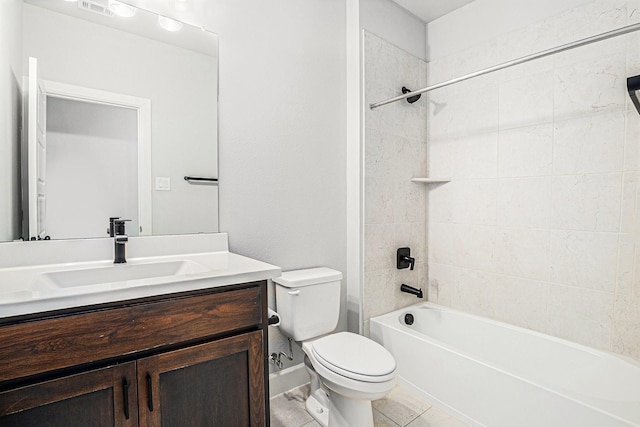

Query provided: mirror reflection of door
[24,59,152,240]
[26,57,46,240]
[46,97,140,239]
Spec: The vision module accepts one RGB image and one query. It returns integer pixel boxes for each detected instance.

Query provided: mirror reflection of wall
[46,97,140,239]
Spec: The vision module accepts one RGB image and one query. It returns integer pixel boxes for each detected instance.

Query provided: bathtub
[370,302,640,427]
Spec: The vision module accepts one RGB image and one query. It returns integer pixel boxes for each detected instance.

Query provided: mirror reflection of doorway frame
[40,80,152,237]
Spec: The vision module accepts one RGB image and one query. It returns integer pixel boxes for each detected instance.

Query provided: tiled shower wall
[363,32,428,334]
[427,0,640,360]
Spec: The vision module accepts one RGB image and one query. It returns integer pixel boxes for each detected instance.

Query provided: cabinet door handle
[122,378,130,419]
[147,374,154,412]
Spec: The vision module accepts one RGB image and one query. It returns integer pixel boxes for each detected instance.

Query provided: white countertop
[0,233,281,319]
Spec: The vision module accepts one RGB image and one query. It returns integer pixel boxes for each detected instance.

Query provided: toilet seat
[310,332,396,383]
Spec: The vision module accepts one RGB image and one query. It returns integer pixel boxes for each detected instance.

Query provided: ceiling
[391,0,475,23]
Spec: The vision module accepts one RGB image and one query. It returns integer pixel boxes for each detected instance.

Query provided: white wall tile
[495,228,550,281]
[365,175,395,225]
[548,284,614,350]
[365,223,395,272]
[554,51,627,121]
[553,0,628,47]
[424,0,638,360]
[364,269,395,319]
[612,293,640,359]
[449,180,498,226]
[497,16,556,82]
[452,132,498,179]
[394,182,426,224]
[427,262,457,305]
[553,112,625,174]
[627,31,640,76]
[452,224,498,272]
[428,184,454,223]
[551,174,622,231]
[625,110,640,172]
[499,71,554,129]
[620,172,640,233]
[630,0,640,24]
[453,268,499,317]
[430,223,497,273]
[615,232,640,296]
[427,79,499,141]
[549,230,619,291]
[617,172,640,296]
[497,177,552,228]
[428,222,457,266]
[498,124,553,177]
[493,276,549,332]
[364,32,428,323]
[427,137,454,178]
[364,126,397,179]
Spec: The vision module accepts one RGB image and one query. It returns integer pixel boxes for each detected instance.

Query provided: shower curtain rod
[369,22,640,109]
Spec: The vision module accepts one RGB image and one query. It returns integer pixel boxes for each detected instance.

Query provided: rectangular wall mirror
[0,0,219,243]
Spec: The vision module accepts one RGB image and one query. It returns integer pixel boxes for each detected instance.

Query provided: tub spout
[400,284,423,298]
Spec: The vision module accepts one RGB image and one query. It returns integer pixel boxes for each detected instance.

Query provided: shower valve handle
[397,247,415,270]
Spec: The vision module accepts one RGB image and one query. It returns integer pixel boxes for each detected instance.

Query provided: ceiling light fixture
[108,0,137,18]
[158,15,183,32]
[169,0,191,12]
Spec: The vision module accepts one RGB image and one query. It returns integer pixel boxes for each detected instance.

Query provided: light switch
[155,177,171,191]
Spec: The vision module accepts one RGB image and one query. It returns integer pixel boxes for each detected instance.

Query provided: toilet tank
[274,267,342,341]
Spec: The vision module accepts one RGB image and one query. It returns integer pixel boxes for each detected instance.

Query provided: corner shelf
[411,178,451,184]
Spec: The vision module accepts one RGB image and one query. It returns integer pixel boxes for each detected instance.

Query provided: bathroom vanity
[0,233,280,426]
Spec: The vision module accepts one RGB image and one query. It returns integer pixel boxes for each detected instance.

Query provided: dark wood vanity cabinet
[0,362,138,427]
[0,281,269,426]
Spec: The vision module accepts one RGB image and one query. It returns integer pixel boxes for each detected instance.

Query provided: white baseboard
[268,363,309,398]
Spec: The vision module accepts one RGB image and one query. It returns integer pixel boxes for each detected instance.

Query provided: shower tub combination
[370,303,640,427]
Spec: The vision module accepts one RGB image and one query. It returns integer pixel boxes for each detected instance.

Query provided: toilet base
[304,388,375,427]
[302,350,381,427]
[327,392,374,427]
[306,391,329,427]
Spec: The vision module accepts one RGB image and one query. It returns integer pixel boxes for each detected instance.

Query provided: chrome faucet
[109,218,130,264]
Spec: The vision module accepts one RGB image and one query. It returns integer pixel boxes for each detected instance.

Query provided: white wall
[22,4,218,237]
[426,0,640,361]
[426,0,594,61]
[205,0,349,379]
[360,0,426,60]
[0,0,23,241]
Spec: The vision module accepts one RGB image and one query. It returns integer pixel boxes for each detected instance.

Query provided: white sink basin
[0,233,281,318]
[35,260,210,289]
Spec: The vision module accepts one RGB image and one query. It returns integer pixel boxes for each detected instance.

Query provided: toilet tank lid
[273,267,342,288]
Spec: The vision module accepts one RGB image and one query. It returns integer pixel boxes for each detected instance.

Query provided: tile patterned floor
[270,384,469,427]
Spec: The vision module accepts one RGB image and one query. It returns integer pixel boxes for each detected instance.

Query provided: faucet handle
[108,218,131,236]
[397,247,416,270]
[108,217,120,236]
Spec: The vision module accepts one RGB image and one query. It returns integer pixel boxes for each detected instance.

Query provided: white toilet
[274,267,396,427]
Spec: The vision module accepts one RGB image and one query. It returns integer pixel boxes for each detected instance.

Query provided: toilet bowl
[274,268,397,427]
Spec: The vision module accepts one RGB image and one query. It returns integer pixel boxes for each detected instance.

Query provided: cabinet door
[137,331,265,427]
[0,362,137,427]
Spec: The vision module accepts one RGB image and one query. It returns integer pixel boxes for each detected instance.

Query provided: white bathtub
[370,302,640,427]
